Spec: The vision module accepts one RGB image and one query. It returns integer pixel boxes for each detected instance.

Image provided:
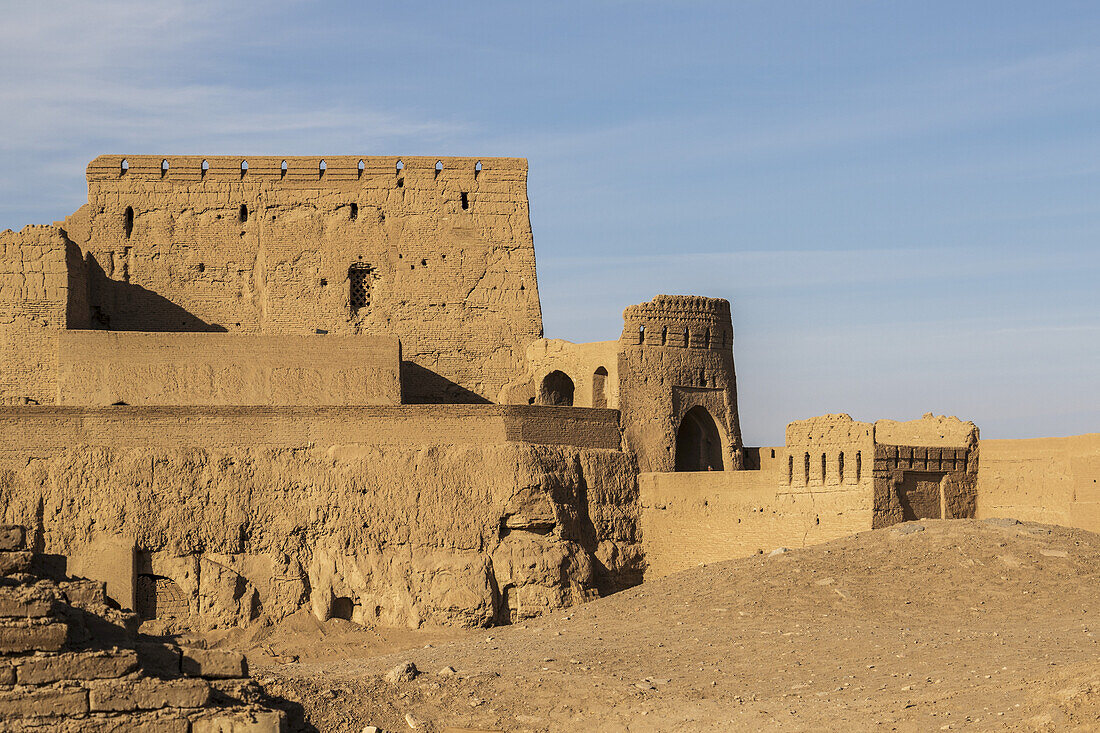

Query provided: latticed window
[348,263,374,314]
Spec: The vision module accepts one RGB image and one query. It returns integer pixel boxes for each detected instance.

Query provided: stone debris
[0,524,285,731]
[386,660,420,683]
[769,547,791,556]
[893,523,926,535]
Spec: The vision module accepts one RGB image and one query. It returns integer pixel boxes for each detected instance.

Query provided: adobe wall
[499,338,620,408]
[638,463,873,578]
[0,226,88,405]
[57,155,543,403]
[57,331,401,406]
[618,295,744,472]
[975,434,1100,532]
[0,405,639,630]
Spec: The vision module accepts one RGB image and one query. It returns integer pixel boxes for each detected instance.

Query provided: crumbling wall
[0,226,86,405]
[0,406,639,630]
[57,331,401,406]
[976,434,1100,532]
[55,155,543,404]
[618,295,744,473]
[499,338,620,408]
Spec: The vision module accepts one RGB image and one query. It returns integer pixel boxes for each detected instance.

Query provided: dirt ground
[191,519,1100,732]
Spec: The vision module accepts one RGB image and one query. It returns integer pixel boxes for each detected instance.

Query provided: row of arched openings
[121,158,484,180]
[537,367,609,408]
[788,451,862,484]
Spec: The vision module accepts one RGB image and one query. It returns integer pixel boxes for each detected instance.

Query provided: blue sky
[2,1,1097,443]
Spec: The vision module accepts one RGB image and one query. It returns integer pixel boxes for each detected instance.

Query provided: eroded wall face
[62,155,543,403]
[976,434,1100,532]
[618,295,744,473]
[0,227,86,405]
[57,331,401,406]
[0,406,639,630]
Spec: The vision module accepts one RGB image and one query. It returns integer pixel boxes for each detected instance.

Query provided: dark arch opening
[201,159,209,177]
[675,406,724,472]
[538,370,574,407]
[330,596,354,621]
[319,159,326,177]
[124,206,134,239]
[280,160,288,178]
[160,159,169,177]
[240,160,248,177]
[239,204,248,223]
[592,366,609,409]
[120,158,129,175]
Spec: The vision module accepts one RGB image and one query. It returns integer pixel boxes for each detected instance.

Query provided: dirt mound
[243,519,1100,731]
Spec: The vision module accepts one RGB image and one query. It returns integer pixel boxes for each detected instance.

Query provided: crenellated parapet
[621,294,732,350]
[86,155,525,184]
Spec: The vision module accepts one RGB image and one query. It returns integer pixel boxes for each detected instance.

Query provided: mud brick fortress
[0,155,1096,638]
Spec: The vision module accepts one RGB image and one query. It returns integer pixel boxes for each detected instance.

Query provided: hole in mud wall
[500,585,517,625]
[788,455,794,484]
[239,204,248,223]
[136,574,190,622]
[821,453,827,482]
[120,158,129,175]
[475,160,482,177]
[349,203,358,220]
[160,159,169,177]
[838,452,845,483]
[674,405,724,472]
[661,326,668,345]
[804,452,811,483]
[124,206,134,239]
[434,160,443,177]
[460,192,469,210]
[538,370,575,407]
[240,159,248,177]
[856,451,862,481]
[201,159,209,177]
[319,159,326,177]
[330,596,355,621]
[357,159,365,178]
[280,160,288,178]
[638,324,646,344]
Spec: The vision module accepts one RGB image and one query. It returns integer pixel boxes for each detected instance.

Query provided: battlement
[86,155,527,184]
[621,294,733,350]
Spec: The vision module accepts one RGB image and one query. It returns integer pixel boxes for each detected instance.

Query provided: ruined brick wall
[0,227,88,405]
[499,338,620,409]
[617,295,744,473]
[58,155,543,403]
[57,331,402,406]
[976,434,1100,532]
[0,405,639,630]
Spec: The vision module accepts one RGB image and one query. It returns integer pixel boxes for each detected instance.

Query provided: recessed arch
[120,158,129,175]
[592,366,609,409]
[201,159,209,177]
[675,406,724,472]
[240,160,248,178]
[160,159,169,177]
[538,370,574,407]
[124,206,134,239]
[280,160,288,178]
[319,159,326,177]
[357,159,365,178]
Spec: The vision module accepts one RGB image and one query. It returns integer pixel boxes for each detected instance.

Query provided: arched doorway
[675,406,724,471]
[539,371,575,406]
[592,366,608,408]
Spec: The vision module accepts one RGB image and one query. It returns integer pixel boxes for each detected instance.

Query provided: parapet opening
[434,160,443,178]
[240,160,248,178]
[838,452,845,483]
[280,160,288,178]
[239,204,248,223]
[201,159,209,177]
[120,158,129,175]
[592,366,609,409]
[788,455,794,484]
[638,324,646,344]
[705,327,711,349]
[160,159,169,178]
[348,262,375,314]
[661,326,668,345]
[475,160,482,178]
[821,453,827,483]
[856,451,862,482]
[124,206,134,239]
[349,203,358,220]
[538,371,575,407]
[675,406,724,472]
[357,159,365,178]
[319,159,326,178]
[804,452,811,483]
[460,192,469,210]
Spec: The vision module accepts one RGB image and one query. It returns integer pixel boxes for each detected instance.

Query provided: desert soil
[193,519,1100,732]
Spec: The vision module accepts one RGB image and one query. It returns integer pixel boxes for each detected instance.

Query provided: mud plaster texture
[0,440,641,632]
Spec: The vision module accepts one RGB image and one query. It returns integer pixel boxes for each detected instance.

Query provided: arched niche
[675,405,725,471]
[538,370,575,407]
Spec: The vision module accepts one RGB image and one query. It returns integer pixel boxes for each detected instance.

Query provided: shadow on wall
[84,254,227,332]
[400,361,491,404]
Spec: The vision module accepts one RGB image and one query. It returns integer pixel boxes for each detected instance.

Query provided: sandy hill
[218,519,1100,732]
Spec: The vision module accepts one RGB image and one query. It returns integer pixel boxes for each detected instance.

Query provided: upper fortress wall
[55,155,542,404]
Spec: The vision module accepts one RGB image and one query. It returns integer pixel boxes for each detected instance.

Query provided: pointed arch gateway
[675,405,725,471]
